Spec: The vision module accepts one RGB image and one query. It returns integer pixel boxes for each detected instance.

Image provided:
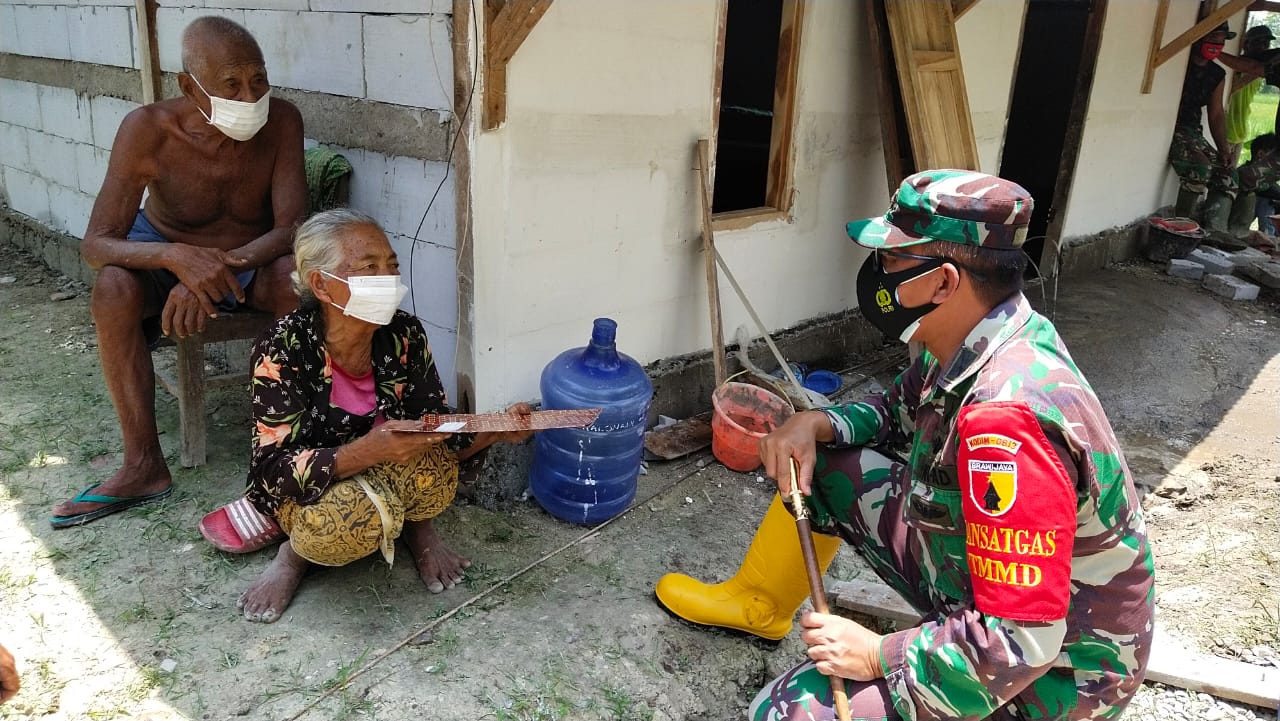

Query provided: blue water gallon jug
[531,318,653,524]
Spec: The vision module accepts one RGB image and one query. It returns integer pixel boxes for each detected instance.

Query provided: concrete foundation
[1056,216,1145,277]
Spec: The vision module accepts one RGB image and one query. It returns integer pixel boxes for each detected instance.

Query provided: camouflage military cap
[847,169,1034,250]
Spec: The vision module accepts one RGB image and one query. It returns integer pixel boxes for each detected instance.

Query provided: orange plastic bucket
[710,382,794,472]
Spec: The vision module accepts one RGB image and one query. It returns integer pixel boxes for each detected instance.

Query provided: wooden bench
[153,310,275,468]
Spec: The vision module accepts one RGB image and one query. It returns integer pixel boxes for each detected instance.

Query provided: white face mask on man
[321,271,408,326]
[189,73,271,142]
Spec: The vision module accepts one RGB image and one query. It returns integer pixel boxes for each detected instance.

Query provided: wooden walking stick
[788,459,852,721]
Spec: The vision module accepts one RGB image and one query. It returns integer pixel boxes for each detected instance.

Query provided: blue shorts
[129,210,257,345]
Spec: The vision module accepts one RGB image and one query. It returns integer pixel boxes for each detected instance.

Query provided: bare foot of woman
[404,518,470,593]
[237,540,309,623]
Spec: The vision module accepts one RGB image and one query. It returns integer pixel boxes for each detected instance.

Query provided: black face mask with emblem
[855,253,946,342]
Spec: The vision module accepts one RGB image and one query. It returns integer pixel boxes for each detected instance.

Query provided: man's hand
[161,284,215,339]
[799,612,884,682]
[759,411,832,496]
[0,642,18,704]
[164,244,249,308]
[1218,146,1237,170]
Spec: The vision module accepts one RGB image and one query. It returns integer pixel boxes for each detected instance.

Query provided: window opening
[712,0,802,217]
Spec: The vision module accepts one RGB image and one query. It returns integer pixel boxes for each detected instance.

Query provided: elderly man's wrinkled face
[192,40,270,104]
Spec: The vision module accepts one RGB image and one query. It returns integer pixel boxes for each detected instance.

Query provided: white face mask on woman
[189,73,271,141]
[321,271,408,326]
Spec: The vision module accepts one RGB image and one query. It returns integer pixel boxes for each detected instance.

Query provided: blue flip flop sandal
[49,483,174,529]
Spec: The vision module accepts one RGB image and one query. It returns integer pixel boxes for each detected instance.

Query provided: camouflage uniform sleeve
[878,401,1080,720]
[820,356,925,447]
[879,612,1068,720]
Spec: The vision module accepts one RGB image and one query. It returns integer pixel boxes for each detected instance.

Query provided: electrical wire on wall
[404,0,480,405]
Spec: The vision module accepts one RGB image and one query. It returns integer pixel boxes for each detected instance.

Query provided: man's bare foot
[51,459,172,518]
[237,540,308,623]
[404,518,470,593]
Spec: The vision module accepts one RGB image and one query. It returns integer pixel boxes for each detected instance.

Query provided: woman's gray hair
[291,207,383,304]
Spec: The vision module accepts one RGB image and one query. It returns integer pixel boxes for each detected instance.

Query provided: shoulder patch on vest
[957,401,1076,622]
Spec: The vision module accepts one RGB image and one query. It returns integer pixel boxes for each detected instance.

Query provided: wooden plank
[709,0,728,170]
[489,0,552,65]
[830,578,920,626]
[883,1,980,171]
[952,0,980,21]
[482,0,553,130]
[711,209,789,232]
[134,0,161,103]
[697,139,727,387]
[830,579,1280,709]
[483,62,507,131]
[1141,0,1171,95]
[453,0,477,407]
[1147,628,1280,709]
[1153,0,1253,69]
[863,0,908,193]
[643,412,713,460]
[765,0,805,213]
[913,51,958,73]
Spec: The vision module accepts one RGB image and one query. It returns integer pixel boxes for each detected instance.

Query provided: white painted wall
[467,0,1208,409]
[467,0,890,408]
[955,0,1026,175]
[0,1,461,400]
[1061,0,1246,238]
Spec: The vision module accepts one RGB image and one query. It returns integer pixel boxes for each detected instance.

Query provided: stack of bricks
[1165,245,1279,301]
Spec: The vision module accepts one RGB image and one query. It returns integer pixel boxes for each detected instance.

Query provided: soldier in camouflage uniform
[655,170,1155,721]
[1169,23,1236,220]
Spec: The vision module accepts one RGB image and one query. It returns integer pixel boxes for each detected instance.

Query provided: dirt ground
[0,240,1277,721]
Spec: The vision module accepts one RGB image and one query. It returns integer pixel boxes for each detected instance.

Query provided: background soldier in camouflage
[1168,23,1236,222]
[655,170,1155,721]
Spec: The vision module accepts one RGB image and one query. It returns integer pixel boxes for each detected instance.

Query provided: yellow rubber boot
[654,494,841,640]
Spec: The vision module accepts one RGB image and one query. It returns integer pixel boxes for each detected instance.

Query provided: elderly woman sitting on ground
[236,208,530,623]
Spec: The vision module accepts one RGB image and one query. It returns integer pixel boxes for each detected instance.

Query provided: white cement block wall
[68,5,137,68]
[1,1,462,399]
[364,13,452,110]
[38,84,93,143]
[0,72,127,241]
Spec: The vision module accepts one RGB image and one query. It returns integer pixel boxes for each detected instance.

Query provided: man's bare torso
[137,96,289,251]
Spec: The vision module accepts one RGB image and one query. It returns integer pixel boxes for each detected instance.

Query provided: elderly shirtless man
[50,16,304,528]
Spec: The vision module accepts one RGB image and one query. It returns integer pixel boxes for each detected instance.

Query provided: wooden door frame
[1039,0,1108,278]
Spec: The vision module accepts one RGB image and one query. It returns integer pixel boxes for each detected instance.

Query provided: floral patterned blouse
[246,307,471,516]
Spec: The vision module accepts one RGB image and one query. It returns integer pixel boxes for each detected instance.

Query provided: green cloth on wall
[304,146,353,216]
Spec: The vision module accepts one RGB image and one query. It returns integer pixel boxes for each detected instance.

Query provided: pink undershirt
[330,358,381,422]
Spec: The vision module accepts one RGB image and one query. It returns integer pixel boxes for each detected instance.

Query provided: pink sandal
[199,496,284,553]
